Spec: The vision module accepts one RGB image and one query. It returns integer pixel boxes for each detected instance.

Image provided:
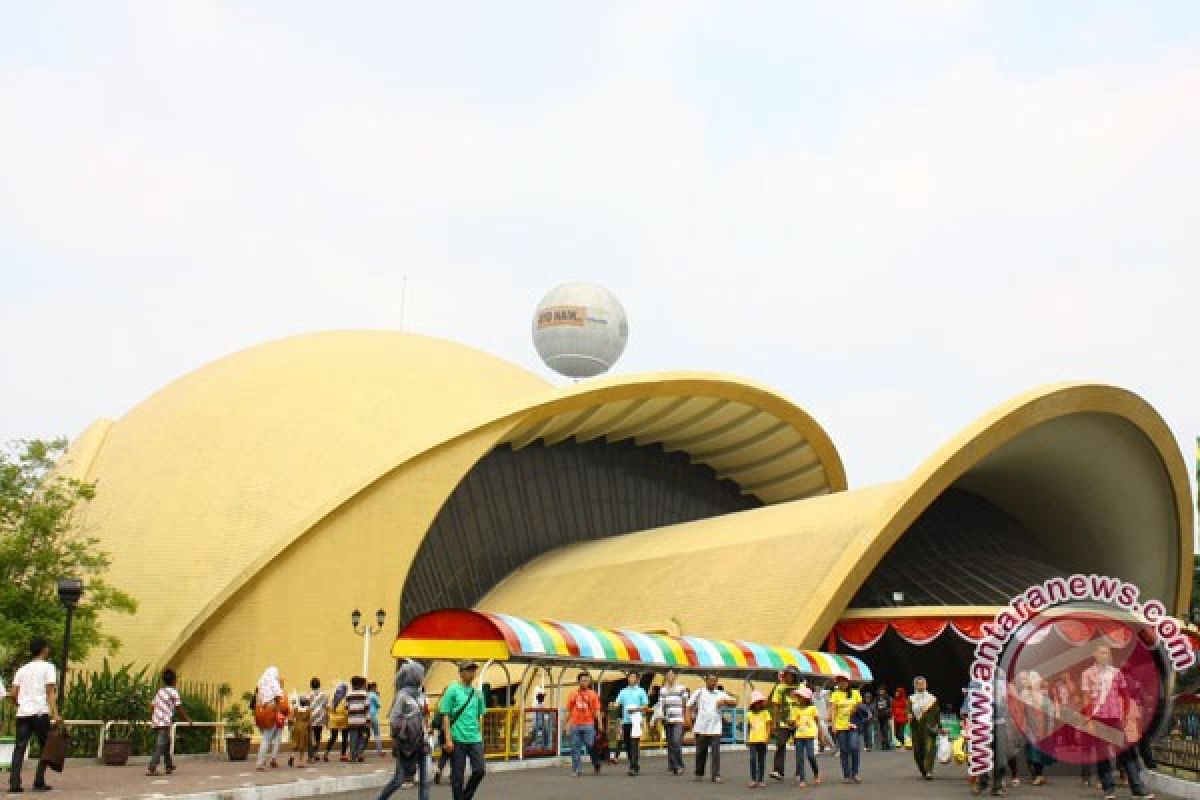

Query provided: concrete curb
[1145,769,1200,799]
[162,758,569,800]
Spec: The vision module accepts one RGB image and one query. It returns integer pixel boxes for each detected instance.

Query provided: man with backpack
[439,661,487,800]
[378,660,431,800]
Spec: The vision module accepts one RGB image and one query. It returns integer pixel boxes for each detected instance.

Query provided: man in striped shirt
[147,668,191,776]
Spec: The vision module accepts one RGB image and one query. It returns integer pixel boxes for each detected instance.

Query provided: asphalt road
[332,749,1179,799]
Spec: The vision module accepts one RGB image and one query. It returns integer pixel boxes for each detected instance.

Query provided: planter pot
[101,739,132,766]
[1,735,14,772]
[225,736,251,761]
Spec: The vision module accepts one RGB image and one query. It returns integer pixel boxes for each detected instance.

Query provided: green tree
[0,438,136,676]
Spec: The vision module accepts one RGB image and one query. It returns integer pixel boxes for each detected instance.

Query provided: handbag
[39,725,69,773]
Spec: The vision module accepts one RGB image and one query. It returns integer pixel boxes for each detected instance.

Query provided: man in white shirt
[8,637,61,793]
[686,673,735,784]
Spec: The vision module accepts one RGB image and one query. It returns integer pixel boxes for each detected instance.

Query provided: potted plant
[93,662,152,766]
[222,702,253,761]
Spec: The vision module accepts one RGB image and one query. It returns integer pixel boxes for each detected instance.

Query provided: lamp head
[351,609,362,629]
[375,608,387,629]
[57,577,84,609]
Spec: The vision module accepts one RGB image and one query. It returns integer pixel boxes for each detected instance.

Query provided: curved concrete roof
[72,330,845,670]
[477,383,1194,646]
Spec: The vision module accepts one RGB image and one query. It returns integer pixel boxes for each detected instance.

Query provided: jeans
[749,743,767,783]
[694,733,721,778]
[9,714,51,790]
[569,724,595,773]
[147,727,175,771]
[371,717,384,754]
[380,746,430,800]
[450,741,486,800]
[531,712,553,749]
[256,727,282,767]
[664,722,685,772]
[771,726,793,775]
[349,727,370,759]
[863,718,877,749]
[794,737,818,781]
[877,716,893,749]
[621,723,640,771]
[835,730,860,778]
[1097,743,1145,793]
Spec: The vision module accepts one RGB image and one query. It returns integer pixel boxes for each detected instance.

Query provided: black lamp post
[57,578,84,705]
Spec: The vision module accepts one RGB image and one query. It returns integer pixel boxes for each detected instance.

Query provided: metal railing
[1153,698,1200,774]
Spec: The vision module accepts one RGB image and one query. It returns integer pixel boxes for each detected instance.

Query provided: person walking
[146,667,192,776]
[253,667,287,771]
[1023,672,1056,786]
[861,691,877,751]
[908,676,939,780]
[768,665,801,781]
[308,678,329,763]
[658,669,688,775]
[7,637,61,794]
[745,690,772,788]
[346,676,372,762]
[379,660,431,800]
[615,671,648,776]
[368,681,385,757]
[1082,644,1154,799]
[439,661,487,800]
[892,686,909,749]
[687,673,736,784]
[875,685,894,750]
[791,686,821,787]
[326,681,350,761]
[564,671,603,777]
[828,674,863,783]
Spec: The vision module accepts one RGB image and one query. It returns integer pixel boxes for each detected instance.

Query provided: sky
[1,0,1198,498]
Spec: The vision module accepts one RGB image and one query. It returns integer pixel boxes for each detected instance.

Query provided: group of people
[969,644,1157,800]
[247,669,387,771]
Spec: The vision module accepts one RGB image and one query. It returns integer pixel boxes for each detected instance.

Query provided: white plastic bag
[937,734,952,763]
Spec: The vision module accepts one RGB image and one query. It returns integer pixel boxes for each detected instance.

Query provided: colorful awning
[393,609,872,681]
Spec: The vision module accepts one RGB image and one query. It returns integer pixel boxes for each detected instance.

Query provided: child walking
[368,681,385,757]
[746,691,771,788]
[345,676,371,763]
[147,668,191,776]
[790,687,821,787]
[289,696,311,767]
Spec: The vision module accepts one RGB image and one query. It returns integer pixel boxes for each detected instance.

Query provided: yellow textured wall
[72,331,549,676]
[171,419,514,695]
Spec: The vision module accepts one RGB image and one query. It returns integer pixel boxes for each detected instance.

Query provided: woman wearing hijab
[254,667,286,770]
[907,677,939,780]
[891,687,909,750]
[379,661,430,800]
[325,681,351,761]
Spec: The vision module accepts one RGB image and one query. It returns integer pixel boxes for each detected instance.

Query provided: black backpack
[390,691,426,757]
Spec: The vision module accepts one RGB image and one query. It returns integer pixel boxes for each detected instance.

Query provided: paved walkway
[5,749,1189,799]
[4,751,396,799]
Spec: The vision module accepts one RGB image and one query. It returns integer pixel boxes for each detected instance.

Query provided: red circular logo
[999,604,1166,765]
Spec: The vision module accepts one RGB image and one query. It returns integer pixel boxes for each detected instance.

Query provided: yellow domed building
[62,330,1193,699]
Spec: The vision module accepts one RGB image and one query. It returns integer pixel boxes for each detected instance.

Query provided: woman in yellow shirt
[746,690,772,788]
[790,686,822,787]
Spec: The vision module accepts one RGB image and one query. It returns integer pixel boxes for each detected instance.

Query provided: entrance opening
[835,627,974,714]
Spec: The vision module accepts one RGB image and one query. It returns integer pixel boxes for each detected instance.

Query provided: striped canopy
[392,609,871,681]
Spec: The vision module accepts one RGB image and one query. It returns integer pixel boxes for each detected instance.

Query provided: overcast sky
[2,1,1198,497]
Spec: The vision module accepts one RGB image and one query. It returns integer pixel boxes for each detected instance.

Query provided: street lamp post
[57,578,84,706]
[351,608,387,678]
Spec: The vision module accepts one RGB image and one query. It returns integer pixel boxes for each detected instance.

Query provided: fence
[1153,696,1200,775]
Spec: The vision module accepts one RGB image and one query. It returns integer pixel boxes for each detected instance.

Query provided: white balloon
[532,282,629,379]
